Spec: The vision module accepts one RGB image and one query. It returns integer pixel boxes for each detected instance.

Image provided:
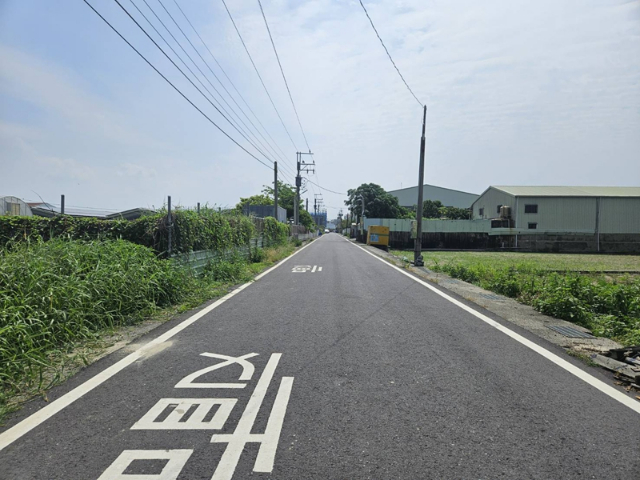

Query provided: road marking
[174,352,258,389]
[291,265,322,273]
[210,354,294,480]
[345,238,640,415]
[131,398,237,430]
[97,449,193,480]
[0,239,316,452]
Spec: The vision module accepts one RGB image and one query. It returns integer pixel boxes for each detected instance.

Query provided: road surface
[1,233,639,479]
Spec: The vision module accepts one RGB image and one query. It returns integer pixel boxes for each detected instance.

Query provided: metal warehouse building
[471,186,640,252]
[387,184,479,209]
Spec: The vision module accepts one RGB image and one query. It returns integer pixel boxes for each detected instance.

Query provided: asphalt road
[1,233,639,479]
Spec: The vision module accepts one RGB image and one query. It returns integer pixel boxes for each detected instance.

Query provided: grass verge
[391,250,640,346]
[0,238,297,424]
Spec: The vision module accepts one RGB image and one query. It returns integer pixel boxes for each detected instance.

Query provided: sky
[1,0,639,218]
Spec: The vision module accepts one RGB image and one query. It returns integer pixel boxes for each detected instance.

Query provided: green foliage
[235,194,273,213]
[438,206,471,220]
[262,181,299,220]
[263,217,289,246]
[424,259,640,346]
[0,209,255,257]
[202,252,247,282]
[422,199,443,218]
[0,239,192,389]
[345,183,410,219]
[299,209,315,230]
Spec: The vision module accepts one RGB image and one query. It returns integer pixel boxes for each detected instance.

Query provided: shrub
[0,238,193,387]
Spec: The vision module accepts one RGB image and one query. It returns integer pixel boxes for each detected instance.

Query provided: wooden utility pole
[414,105,427,266]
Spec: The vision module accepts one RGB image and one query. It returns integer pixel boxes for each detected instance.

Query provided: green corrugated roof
[493,186,640,197]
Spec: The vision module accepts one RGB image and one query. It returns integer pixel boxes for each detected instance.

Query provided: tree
[422,199,443,219]
[237,181,315,229]
[344,183,410,219]
[262,181,298,220]
[235,194,273,213]
[438,206,471,220]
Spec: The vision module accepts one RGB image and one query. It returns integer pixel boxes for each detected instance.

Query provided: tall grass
[426,260,640,346]
[0,239,191,390]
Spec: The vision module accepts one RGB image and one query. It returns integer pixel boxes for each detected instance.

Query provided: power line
[131,0,278,167]
[82,0,271,169]
[358,0,423,107]
[257,0,311,152]
[114,0,284,168]
[153,0,290,170]
[171,0,295,170]
[306,178,347,196]
[220,0,299,152]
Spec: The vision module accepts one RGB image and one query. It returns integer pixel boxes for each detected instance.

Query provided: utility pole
[414,105,427,266]
[295,151,314,225]
[60,194,65,215]
[167,195,172,257]
[274,161,279,221]
[306,198,309,212]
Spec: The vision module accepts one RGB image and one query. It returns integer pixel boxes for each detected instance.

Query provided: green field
[391,250,640,273]
[390,250,640,346]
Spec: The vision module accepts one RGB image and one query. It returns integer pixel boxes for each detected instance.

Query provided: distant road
[1,233,638,479]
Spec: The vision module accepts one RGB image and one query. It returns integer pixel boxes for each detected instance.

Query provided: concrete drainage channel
[356,241,640,398]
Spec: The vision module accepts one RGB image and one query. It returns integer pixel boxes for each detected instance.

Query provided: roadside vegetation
[0,215,297,424]
[391,250,640,346]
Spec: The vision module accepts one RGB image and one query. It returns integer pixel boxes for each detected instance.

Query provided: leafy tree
[422,199,444,219]
[238,181,315,229]
[261,181,298,220]
[235,194,273,213]
[344,183,410,219]
[438,206,471,220]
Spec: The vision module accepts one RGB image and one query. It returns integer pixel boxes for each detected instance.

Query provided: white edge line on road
[0,238,318,451]
[345,237,640,415]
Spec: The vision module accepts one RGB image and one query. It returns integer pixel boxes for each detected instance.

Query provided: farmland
[391,250,640,346]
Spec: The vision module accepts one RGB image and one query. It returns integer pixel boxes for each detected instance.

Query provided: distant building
[310,212,327,228]
[387,184,479,209]
[28,202,154,220]
[1,196,33,216]
[471,186,640,252]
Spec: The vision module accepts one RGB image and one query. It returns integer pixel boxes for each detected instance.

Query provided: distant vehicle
[324,229,330,233]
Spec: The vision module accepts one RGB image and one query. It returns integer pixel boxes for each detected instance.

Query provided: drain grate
[547,325,595,339]
[480,293,503,301]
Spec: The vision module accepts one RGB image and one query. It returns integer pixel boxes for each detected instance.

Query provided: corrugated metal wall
[388,186,479,208]
[517,196,596,233]
[600,197,640,234]
[471,189,514,219]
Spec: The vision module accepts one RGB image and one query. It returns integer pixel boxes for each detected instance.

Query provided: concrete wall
[516,233,640,254]
[364,218,491,233]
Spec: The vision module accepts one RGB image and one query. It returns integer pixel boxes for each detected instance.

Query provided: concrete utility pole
[414,105,427,266]
[167,195,172,257]
[60,194,65,215]
[294,152,314,225]
[274,161,279,221]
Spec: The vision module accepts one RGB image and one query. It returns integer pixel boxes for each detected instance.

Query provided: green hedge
[0,209,257,256]
[263,217,289,246]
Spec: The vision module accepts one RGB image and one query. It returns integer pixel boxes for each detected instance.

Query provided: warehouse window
[525,204,538,214]
[479,208,484,216]
[528,223,537,229]
[497,204,502,214]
